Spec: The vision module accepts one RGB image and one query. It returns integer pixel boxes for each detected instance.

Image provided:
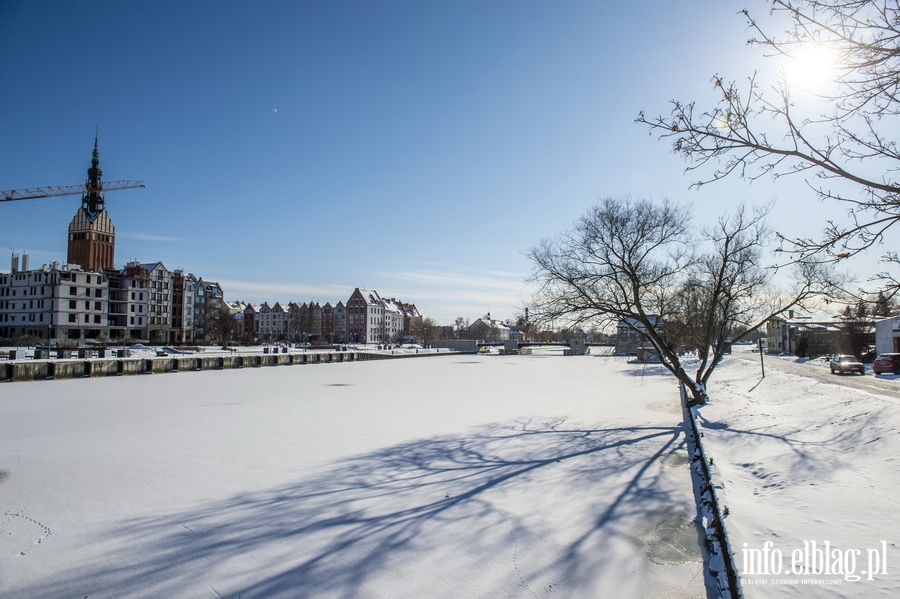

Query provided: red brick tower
[67,137,116,271]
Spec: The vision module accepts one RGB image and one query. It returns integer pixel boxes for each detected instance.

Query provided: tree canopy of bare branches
[528,197,838,405]
[207,305,239,349]
[412,317,440,346]
[637,0,900,296]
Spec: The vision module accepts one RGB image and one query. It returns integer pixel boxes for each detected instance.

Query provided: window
[138,317,142,325]
[95,289,102,298]
[69,300,76,309]
[84,314,89,323]
[131,292,135,299]
[94,315,100,324]
[68,314,76,323]
[70,286,77,295]
[84,301,90,310]
[131,305,135,312]
[139,305,143,313]
[94,302,101,311]
[130,316,135,325]
[139,293,143,300]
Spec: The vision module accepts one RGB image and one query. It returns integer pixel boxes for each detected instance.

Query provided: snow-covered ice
[0,352,706,598]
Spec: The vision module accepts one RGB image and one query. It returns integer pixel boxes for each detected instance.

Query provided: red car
[873,354,900,375]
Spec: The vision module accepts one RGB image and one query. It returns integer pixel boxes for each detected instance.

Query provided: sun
[783,42,839,93]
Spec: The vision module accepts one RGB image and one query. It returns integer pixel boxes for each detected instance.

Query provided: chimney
[788,310,794,319]
[21,254,29,271]
[10,252,19,273]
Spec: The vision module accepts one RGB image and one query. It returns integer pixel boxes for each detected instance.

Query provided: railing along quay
[1,349,461,383]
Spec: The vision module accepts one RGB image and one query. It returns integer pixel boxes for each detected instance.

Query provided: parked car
[830,354,865,375]
[873,353,900,375]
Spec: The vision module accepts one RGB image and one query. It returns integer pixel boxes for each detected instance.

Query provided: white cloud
[374,265,530,322]
[377,267,522,292]
[212,264,531,324]
[216,279,352,305]
[117,231,184,243]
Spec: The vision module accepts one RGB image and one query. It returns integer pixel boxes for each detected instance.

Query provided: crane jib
[0,181,145,202]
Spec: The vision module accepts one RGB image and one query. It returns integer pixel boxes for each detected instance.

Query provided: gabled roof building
[347,288,384,344]
[468,316,510,341]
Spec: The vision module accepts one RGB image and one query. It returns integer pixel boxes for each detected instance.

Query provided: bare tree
[453,316,470,339]
[288,303,314,343]
[287,307,304,343]
[528,197,837,405]
[412,317,440,346]
[207,305,239,349]
[840,301,872,358]
[638,0,900,295]
[14,333,43,347]
[873,289,896,316]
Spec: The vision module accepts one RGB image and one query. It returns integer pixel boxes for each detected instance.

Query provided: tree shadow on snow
[13,418,699,599]
[620,362,674,378]
[694,409,883,481]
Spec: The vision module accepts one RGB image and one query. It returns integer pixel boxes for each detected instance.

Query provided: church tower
[67,137,116,271]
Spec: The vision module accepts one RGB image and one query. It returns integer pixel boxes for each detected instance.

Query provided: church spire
[83,134,104,217]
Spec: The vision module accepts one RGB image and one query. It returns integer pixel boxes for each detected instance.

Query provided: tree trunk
[686,384,708,407]
[673,366,708,406]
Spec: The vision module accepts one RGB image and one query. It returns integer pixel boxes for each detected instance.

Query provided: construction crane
[0,180,146,203]
[1,136,144,209]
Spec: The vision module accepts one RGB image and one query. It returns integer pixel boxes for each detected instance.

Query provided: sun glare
[713,115,731,134]
[784,43,838,93]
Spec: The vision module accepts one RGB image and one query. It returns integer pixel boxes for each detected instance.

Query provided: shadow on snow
[14,418,696,599]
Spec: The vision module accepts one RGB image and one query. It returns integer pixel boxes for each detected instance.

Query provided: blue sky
[0,1,883,323]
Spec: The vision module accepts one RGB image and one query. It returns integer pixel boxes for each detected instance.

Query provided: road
[732,347,900,400]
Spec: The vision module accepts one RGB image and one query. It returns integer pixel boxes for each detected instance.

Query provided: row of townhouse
[238,301,325,341]
[240,288,422,344]
[0,253,224,345]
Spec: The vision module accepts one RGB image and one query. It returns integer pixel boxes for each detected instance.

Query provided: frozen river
[0,353,706,599]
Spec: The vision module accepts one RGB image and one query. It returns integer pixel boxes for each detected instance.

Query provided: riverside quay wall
[2,350,458,383]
